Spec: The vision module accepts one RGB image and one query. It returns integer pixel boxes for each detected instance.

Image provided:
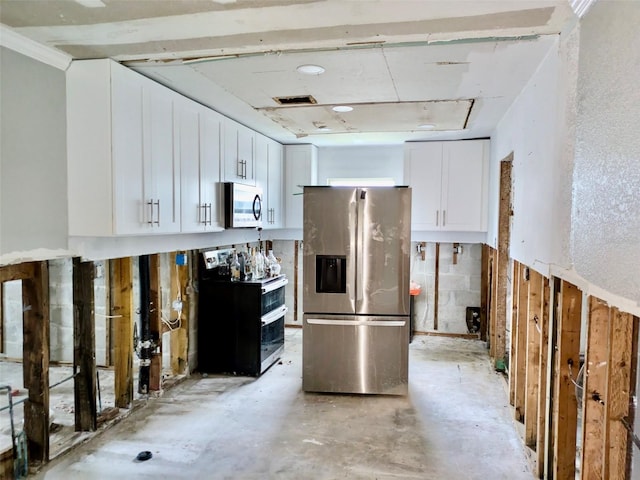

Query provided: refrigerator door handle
[306,318,406,327]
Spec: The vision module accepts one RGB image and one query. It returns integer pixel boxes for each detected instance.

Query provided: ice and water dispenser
[315,255,346,293]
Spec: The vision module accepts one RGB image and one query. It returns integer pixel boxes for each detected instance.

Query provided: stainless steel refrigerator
[302,186,411,395]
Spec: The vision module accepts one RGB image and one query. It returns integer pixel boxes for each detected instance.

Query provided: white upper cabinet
[266,139,284,229]
[284,144,318,229]
[223,118,255,185]
[178,99,224,233]
[256,135,284,229]
[404,140,489,232]
[140,80,181,234]
[67,59,180,236]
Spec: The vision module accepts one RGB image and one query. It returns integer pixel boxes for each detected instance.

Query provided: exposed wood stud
[73,258,97,432]
[545,277,561,480]
[495,157,513,367]
[536,276,551,478]
[525,269,542,447]
[514,265,529,422]
[0,263,35,283]
[604,308,634,479]
[104,261,112,366]
[552,280,582,480]
[171,251,190,374]
[169,252,180,373]
[480,244,489,342]
[509,260,520,406]
[625,316,640,479]
[22,261,50,465]
[112,257,134,409]
[489,247,498,359]
[434,242,440,330]
[581,296,610,480]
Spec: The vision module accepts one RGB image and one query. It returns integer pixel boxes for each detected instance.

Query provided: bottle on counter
[243,249,252,281]
[266,250,280,277]
[252,248,265,280]
[230,252,241,282]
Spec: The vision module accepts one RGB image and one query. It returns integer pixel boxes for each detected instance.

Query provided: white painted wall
[571,1,640,306]
[0,47,69,258]
[488,3,640,315]
[489,31,577,277]
[317,145,404,185]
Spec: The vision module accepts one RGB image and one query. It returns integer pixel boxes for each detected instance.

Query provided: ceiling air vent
[273,95,317,105]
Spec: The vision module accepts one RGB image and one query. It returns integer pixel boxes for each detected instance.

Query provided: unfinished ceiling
[0,0,579,146]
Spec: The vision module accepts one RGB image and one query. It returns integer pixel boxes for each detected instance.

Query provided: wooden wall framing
[111,257,134,408]
[580,298,638,479]
[0,262,50,466]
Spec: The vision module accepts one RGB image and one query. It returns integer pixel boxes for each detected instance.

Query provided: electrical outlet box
[176,253,188,266]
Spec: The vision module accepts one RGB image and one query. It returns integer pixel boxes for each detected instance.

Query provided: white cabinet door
[199,108,224,231]
[69,59,181,236]
[404,142,442,230]
[441,140,488,231]
[143,81,180,234]
[266,140,284,229]
[223,119,255,185]
[404,140,489,232]
[255,135,283,229]
[177,99,202,232]
[255,134,269,223]
[111,64,145,235]
[179,100,223,232]
[284,144,318,229]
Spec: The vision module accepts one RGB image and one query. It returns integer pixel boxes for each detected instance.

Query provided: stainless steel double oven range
[198,248,288,376]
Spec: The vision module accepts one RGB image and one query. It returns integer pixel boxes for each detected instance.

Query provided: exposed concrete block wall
[271,239,481,334]
[410,242,482,334]
[49,259,73,363]
[2,280,23,359]
[47,258,108,365]
[94,260,107,366]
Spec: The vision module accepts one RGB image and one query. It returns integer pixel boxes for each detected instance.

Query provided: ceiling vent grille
[273,95,317,105]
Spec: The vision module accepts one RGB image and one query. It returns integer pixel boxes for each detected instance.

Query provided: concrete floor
[29,328,533,480]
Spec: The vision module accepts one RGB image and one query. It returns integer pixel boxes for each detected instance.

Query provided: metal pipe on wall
[138,255,151,394]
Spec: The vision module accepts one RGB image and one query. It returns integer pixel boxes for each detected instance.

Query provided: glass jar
[230,252,241,282]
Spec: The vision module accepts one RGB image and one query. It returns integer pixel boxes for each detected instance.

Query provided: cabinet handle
[436,210,439,226]
[242,159,247,179]
[207,203,212,225]
[155,199,160,226]
[199,204,206,225]
[443,210,446,227]
[147,199,160,226]
[147,200,153,225]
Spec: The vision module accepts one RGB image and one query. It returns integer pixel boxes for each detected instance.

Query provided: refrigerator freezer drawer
[302,314,409,395]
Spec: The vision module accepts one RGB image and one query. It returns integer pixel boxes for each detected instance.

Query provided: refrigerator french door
[302,186,411,395]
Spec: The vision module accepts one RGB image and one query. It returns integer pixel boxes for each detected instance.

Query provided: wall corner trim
[0,24,72,71]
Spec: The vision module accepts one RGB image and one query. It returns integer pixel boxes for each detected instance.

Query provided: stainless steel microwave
[224,183,262,228]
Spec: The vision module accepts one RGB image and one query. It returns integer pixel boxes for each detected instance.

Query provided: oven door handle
[261,276,288,294]
[261,305,288,326]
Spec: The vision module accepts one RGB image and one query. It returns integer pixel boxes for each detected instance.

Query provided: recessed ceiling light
[418,123,436,129]
[296,64,325,75]
[73,0,106,7]
[317,126,332,132]
[332,105,353,113]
